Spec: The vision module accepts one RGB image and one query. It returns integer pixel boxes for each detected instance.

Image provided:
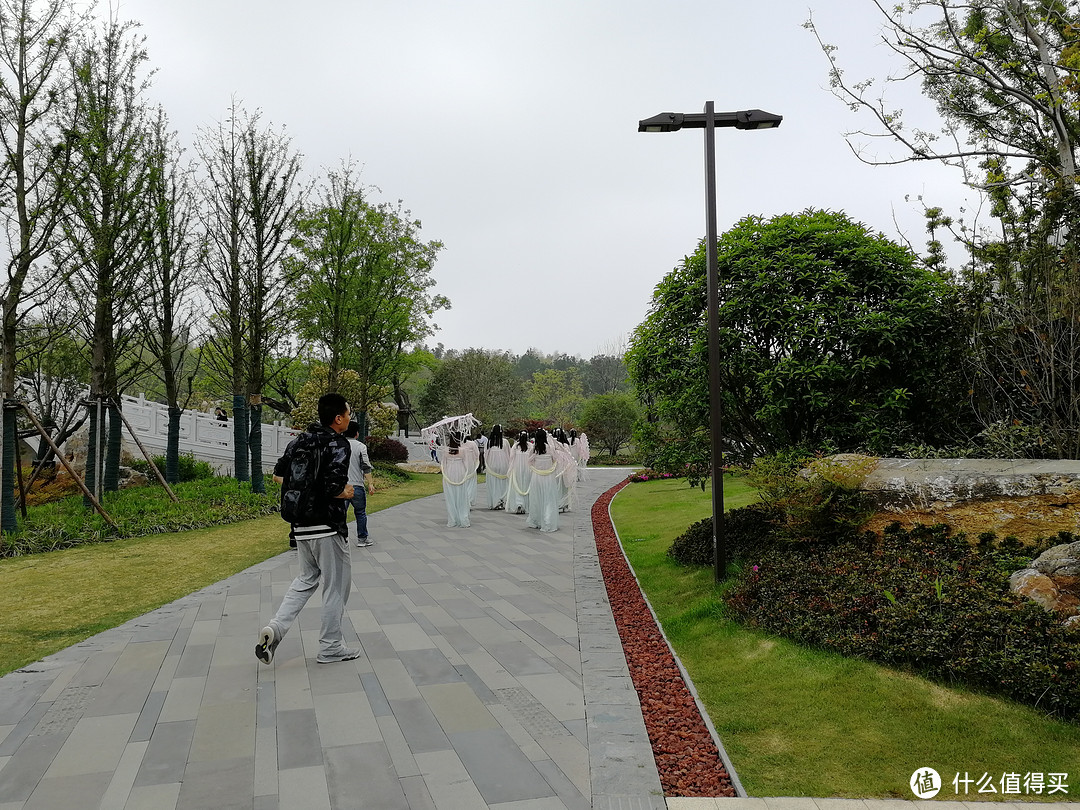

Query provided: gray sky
[112,0,976,358]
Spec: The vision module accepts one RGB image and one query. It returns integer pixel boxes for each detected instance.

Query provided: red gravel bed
[590,479,736,798]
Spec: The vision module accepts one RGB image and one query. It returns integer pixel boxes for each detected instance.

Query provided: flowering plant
[627,468,678,483]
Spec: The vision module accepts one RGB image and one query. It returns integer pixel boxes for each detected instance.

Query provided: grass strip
[610,477,1080,800]
[0,471,444,677]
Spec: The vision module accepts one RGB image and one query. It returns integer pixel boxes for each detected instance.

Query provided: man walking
[344,420,375,547]
[256,393,360,665]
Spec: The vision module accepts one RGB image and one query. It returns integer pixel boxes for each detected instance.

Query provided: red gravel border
[590,479,736,798]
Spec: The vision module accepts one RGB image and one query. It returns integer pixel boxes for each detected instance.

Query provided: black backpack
[280,431,322,524]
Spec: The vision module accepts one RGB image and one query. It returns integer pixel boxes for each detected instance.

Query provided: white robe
[525,447,573,532]
[463,439,479,505]
[551,439,577,513]
[484,442,511,509]
[505,444,532,515]
[571,433,590,481]
[438,443,479,528]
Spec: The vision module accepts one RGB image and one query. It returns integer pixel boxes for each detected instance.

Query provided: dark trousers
[347,486,368,538]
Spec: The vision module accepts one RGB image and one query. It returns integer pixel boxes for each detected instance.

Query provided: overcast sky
[110,0,977,359]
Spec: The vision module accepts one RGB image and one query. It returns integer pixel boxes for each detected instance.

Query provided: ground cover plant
[610,477,1080,799]
[0,469,444,677]
[0,475,284,557]
[725,519,1080,721]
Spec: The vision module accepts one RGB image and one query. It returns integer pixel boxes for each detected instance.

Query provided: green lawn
[0,471,444,677]
[610,477,1080,800]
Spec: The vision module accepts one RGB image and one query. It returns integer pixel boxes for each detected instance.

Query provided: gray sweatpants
[268,533,352,658]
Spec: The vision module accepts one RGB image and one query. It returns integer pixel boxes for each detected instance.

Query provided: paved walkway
[0,458,1076,809]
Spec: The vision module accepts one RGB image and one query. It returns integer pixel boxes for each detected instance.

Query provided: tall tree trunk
[232,393,249,481]
[1,404,17,532]
[166,406,181,484]
[248,399,264,493]
[104,401,122,492]
[83,399,101,508]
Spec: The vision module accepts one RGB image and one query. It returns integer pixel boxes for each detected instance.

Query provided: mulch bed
[590,479,736,798]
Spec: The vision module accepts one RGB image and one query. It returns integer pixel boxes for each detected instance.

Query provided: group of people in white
[424,415,589,532]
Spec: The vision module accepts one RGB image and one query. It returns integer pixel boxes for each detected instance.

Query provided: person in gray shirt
[344,420,375,547]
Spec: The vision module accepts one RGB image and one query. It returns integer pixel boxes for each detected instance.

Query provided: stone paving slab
[0,467,668,809]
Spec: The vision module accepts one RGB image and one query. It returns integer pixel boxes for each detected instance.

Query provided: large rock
[861,458,1080,511]
[1010,541,1080,621]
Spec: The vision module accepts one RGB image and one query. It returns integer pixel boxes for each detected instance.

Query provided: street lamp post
[638,104,782,583]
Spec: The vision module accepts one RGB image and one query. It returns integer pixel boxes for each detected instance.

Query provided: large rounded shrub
[365,436,408,463]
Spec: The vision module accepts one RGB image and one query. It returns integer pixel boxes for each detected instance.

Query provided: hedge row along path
[591,479,736,797]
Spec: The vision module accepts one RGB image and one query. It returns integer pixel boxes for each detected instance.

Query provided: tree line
[413,346,638,457]
[0,1,444,532]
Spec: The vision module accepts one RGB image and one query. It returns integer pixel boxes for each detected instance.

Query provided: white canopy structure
[421,413,479,446]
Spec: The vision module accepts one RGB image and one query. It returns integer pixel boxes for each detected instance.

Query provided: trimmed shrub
[667,503,782,567]
[668,517,714,566]
[372,460,411,483]
[365,436,408,463]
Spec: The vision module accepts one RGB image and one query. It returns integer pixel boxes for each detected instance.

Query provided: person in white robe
[438,433,479,528]
[505,431,532,515]
[570,429,589,481]
[463,435,479,505]
[483,424,511,510]
[525,429,574,532]
[550,428,577,514]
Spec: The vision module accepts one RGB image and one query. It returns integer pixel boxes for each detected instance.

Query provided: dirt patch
[862,492,1080,543]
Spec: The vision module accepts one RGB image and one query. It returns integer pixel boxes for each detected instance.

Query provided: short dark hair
[318,393,349,427]
[344,421,360,439]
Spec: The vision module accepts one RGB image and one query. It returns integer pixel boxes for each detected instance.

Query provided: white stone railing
[117,393,299,474]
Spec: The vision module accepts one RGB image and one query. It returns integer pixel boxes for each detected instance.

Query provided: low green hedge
[588,454,640,466]
[715,515,1080,721]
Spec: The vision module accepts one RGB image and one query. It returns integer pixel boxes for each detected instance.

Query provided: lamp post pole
[638,105,782,584]
[703,101,726,583]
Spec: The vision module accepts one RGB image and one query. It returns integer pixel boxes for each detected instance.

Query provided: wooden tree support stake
[110,400,179,503]
[18,403,119,532]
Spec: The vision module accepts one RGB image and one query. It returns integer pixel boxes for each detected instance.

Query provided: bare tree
[0,0,85,529]
[142,106,198,483]
[197,103,303,488]
[60,14,152,499]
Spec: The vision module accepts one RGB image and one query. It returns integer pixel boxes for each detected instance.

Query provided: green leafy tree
[807,1,1080,456]
[417,349,525,428]
[579,393,638,456]
[290,165,447,438]
[584,351,629,396]
[513,348,546,381]
[628,210,967,472]
[527,367,584,428]
[290,366,366,428]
